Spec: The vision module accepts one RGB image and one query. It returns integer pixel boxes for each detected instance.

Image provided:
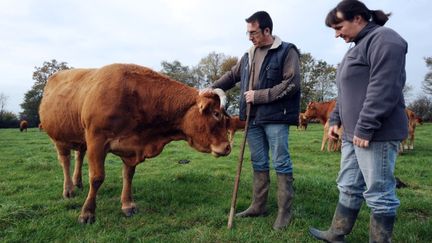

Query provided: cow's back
[40,64,197,146]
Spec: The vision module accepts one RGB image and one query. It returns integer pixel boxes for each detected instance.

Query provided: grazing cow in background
[416,116,423,125]
[304,100,336,125]
[297,112,308,130]
[39,63,243,224]
[227,116,246,144]
[19,120,28,132]
[400,108,421,152]
[38,123,43,131]
[304,100,341,151]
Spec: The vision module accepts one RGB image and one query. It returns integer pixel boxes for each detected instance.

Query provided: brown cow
[297,112,308,130]
[416,116,423,125]
[400,108,421,152]
[304,100,336,125]
[227,116,246,143]
[19,120,28,132]
[39,63,242,224]
[304,100,342,151]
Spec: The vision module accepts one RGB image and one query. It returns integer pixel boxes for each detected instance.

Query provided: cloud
[1,0,431,114]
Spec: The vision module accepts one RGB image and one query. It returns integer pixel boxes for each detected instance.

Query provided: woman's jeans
[247,120,292,174]
[337,140,400,216]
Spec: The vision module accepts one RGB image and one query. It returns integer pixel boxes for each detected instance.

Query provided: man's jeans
[247,121,292,174]
[337,140,400,216]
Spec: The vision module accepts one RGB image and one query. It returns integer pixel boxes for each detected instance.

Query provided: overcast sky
[1,0,431,114]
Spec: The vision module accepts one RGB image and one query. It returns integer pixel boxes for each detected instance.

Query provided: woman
[309,1,408,242]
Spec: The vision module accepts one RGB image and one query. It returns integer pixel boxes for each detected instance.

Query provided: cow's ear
[198,98,211,114]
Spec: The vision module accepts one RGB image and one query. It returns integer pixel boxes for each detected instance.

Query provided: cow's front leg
[409,134,415,150]
[78,139,106,224]
[321,129,328,151]
[121,162,137,217]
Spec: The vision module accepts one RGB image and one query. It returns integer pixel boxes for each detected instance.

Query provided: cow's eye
[212,111,221,121]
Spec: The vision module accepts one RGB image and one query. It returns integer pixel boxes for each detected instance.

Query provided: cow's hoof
[74,181,83,189]
[122,204,138,217]
[63,190,75,199]
[78,213,96,224]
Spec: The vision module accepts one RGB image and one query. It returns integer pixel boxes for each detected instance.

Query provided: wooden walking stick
[227,102,251,229]
[227,60,255,229]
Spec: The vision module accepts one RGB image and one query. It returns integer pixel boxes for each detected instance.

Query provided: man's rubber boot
[273,173,294,230]
[236,170,270,217]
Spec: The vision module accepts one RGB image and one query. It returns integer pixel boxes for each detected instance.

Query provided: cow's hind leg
[54,143,74,198]
[73,149,86,189]
[78,136,106,224]
[121,162,138,217]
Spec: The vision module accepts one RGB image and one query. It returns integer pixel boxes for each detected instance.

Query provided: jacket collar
[248,35,282,66]
[353,22,379,44]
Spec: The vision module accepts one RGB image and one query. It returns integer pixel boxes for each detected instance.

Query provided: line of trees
[0,60,72,128]
[2,54,432,129]
[422,57,432,95]
[0,93,19,128]
[160,51,338,114]
[410,56,432,121]
[20,60,71,127]
[160,52,242,114]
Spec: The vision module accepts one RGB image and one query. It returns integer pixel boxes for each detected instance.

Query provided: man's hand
[244,90,255,103]
[353,135,369,148]
[199,88,213,95]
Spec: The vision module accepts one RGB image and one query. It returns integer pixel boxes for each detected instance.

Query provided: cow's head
[182,89,242,157]
[299,112,308,124]
[304,102,317,119]
[416,117,423,125]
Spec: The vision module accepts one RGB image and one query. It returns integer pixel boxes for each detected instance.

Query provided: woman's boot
[369,213,395,243]
[309,203,360,242]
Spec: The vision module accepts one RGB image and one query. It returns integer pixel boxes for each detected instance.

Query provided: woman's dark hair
[325,0,391,27]
[245,11,273,34]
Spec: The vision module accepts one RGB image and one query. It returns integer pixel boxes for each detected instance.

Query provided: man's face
[246,21,265,47]
[331,11,364,43]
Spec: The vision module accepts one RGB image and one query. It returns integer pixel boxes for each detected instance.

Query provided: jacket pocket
[265,64,281,81]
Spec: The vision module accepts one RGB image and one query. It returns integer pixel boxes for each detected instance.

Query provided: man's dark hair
[245,11,273,34]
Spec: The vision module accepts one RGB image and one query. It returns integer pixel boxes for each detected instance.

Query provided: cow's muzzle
[211,143,231,157]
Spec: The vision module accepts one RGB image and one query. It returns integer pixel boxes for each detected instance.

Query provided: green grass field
[0,123,431,242]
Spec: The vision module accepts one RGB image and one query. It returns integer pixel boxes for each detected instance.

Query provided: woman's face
[331,11,366,43]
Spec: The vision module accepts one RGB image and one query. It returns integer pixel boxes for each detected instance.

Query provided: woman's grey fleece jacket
[329,22,408,142]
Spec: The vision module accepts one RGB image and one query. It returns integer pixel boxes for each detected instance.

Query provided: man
[309,0,408,242]
[205,11,301,230]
